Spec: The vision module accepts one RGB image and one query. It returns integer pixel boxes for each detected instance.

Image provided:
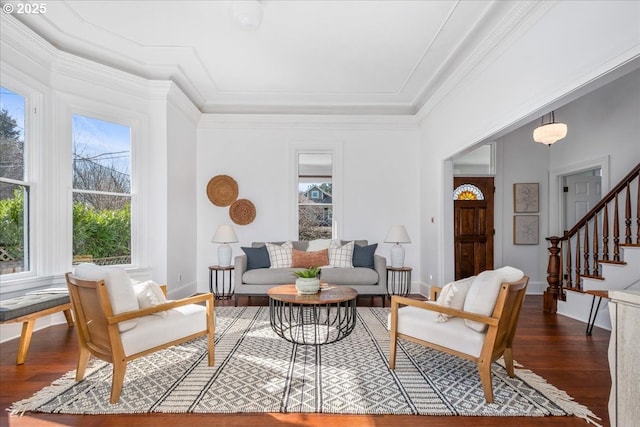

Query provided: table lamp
[212,224,239,267]
[384,225,411,268]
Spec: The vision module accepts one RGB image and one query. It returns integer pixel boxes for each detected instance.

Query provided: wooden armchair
[66,271,215,403]
[389,273,528,403]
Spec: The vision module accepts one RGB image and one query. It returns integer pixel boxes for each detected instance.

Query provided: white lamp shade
[211,225,238,244]
[384,225,411,244]
[533,122,567,145]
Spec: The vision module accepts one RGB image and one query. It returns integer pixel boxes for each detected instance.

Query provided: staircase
[558,245,640,330]
[544,163,640,329]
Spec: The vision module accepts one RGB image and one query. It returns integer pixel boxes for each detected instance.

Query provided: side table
[208,265,234,300]
[386,266,412,297]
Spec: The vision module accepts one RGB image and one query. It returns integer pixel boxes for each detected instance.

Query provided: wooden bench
[0,292,74,364]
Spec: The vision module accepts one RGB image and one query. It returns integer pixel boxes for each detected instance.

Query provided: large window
[0,86,29,276]
[298,153,333,240]
[72,114,132,266]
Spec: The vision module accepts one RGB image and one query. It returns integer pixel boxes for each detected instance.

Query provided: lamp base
[218,244,232,267]
[390,244,405,268]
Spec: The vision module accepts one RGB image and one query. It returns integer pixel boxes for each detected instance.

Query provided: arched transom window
[453,183,485,200]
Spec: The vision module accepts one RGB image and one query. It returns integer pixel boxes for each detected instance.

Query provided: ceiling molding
[198,113,420,131]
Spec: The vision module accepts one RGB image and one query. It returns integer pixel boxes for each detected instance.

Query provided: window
[0,86,29,276]
[298,153,333,240]
[72,114,131,266]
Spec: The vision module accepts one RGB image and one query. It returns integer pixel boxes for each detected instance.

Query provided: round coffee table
[267,284,358,345]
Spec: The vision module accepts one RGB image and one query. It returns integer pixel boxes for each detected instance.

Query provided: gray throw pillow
[352,243,377,269]
[242,246,271,270]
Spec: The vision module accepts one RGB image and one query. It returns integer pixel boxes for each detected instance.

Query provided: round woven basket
[207,175,238,207]
[229,199,256,225]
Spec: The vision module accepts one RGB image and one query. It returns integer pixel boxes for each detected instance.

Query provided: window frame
[0,81,41,282]
[68,108,139,269]
[291,144,343,240]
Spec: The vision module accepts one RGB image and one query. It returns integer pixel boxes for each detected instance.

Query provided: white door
[564,172,602,230]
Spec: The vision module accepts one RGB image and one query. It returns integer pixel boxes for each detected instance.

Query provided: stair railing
[544,162,640,313]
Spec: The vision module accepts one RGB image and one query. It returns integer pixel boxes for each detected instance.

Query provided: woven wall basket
[207,175,238,207]
[229,199,256,225]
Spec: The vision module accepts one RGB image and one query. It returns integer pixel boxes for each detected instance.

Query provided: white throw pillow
[463,267,524,332]
[266,241,293,268]
[434,276,475,322]
[307,239,332,252]
[134,280,169,317]
[329,240,354,268]
[73,263,139,332]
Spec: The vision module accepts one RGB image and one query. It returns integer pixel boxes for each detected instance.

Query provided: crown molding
[198,113,420,131]
[415,0,551,122]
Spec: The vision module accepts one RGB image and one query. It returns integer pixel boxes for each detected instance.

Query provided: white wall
[165,88,200,297]
[196,118,421,293]
[420,1,640,290]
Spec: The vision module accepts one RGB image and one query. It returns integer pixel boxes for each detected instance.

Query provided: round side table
[386,266,412,297]
[267,284,358,345]
[208,265,234,300]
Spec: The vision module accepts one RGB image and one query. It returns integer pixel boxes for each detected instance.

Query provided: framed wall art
[514,182,539,213]
[513,215,539,245]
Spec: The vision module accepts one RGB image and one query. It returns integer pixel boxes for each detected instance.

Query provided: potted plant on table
[293,266,321,294]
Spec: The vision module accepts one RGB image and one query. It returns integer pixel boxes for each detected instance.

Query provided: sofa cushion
[266,241,293,268]
[352,243,377,269]
[307,239,332,251]
[320,267,379,285]
[329,240,354,268]
[463,266,524,332]
[73,263,139,332]
[133,280,168,317]
[243,267,305,285]
[242,246,271,270]
[434,276,475,323]
[291,248,329,268]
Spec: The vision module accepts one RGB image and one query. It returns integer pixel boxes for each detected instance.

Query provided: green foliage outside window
[72,201,131,261]
[0,190,131,266]
[0,189,24,261]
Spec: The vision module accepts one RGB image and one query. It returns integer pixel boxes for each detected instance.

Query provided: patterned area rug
[10,307,599,423]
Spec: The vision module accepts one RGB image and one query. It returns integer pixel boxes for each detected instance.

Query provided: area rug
[9,307,599,424]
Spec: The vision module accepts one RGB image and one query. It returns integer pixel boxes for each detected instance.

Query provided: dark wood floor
[1,295,610,427]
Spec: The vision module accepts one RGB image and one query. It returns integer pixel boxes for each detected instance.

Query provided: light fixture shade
[533,122,568,145]
[211,224,239,244]
[384,225,411,244]
[533,110,567,145]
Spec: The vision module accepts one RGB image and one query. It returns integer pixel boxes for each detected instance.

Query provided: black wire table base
[268,297,357,345]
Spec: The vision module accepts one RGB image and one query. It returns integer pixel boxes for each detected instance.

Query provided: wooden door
[453,177,494,280]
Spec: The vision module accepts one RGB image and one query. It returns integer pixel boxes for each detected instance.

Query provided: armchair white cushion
[434,276,475,322]
[463,266,524,332]
[74,263,139,332]
[390,306,485,357]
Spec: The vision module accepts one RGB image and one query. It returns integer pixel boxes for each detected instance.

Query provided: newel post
[544,236,562,313]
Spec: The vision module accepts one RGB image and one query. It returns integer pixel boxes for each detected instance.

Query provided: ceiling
[13,0,543,115]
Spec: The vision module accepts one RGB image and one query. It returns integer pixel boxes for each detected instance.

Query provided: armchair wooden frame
[389,276,529,403]
[65,273,215,403]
